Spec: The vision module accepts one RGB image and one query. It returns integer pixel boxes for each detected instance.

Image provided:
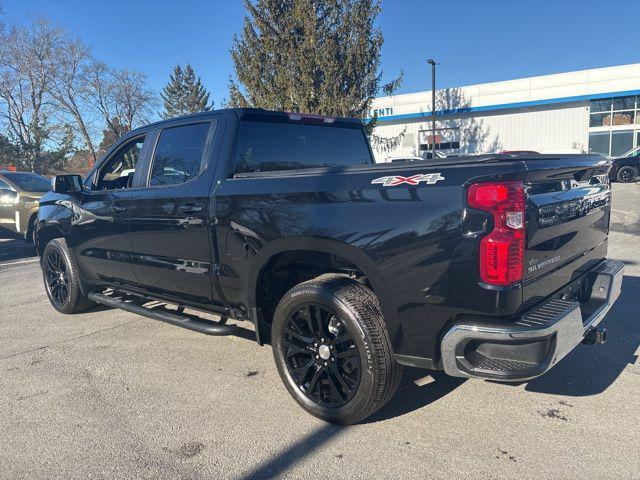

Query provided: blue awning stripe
[370,88,640,123]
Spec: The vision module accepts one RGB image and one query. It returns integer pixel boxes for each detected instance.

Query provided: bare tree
[112,68,155,132]
[84,61,155,141]
[83,60,119,136]
[0,13,157,173]
[0,17,63,171]
[49,35,98,164]
[49,36,102,162]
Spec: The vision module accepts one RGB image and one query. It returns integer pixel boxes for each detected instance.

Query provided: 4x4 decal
[371,173,445,187]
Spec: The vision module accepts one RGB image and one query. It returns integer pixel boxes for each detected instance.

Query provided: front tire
[42,238,95,314]
[271,274,402,424]
[617,166,638,183]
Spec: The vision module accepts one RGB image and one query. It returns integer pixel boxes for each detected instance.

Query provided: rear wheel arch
[247,237,398,344]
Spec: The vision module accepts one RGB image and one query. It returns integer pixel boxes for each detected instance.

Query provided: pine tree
[160,64,211,119]
[229,0,395,120]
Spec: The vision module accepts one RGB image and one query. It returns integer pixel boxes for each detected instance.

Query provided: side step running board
[88,291,239,336]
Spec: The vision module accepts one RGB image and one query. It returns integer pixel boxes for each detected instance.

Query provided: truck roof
[128,108,364,136]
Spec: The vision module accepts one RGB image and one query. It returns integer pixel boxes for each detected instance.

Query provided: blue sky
[2,0,639,109]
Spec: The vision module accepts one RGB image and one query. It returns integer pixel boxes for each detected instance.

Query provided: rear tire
[42,238,95,314]
[617,166,638,183]
[24,214,36,244]
[271,274,402,424]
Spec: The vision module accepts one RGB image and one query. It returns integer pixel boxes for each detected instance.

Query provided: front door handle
[179,204,203,214]
[111,205,127,214]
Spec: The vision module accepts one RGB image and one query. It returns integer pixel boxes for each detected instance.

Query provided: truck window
[94,136,145,190]
[233,121,373,174]
[148,123,211,187]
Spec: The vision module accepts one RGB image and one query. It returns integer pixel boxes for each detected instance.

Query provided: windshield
[2,172,51,192]
[621,146,640,158]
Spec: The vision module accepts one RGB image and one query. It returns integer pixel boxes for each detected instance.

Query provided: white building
[370,63,640,162]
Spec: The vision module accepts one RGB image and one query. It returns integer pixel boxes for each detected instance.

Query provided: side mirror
[52,174,83,194]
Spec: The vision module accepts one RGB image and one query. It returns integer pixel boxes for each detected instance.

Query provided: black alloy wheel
[41,238,95,314]
[43,247,70,307]
[283,303,361,407]
[617,166,637,183]
[272,274,402,424]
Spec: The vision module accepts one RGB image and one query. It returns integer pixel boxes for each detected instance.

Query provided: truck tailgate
[521,155,612,307]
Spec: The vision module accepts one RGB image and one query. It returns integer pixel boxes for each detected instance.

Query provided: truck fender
[245,236,401,346]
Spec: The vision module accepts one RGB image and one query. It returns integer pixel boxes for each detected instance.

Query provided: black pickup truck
[36,108,623,424]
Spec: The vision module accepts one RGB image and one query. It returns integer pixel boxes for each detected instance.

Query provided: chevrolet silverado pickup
[36,108,623,424]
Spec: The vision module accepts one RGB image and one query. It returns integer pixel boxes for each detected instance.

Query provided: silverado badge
[371,173,445,187]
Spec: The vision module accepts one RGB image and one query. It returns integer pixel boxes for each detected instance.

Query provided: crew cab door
[126,118,221,307]
[71,133,151,286]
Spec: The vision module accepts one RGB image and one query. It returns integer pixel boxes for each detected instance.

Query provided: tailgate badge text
[371,173,445,187]
[528,256,561,273]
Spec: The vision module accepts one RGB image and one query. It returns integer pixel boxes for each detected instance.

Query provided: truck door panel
[127,120,221,306]
[72,135,150,286]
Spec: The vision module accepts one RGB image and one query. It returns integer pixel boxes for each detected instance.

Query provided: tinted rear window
[2,173,51,192]
[233,121,372,174]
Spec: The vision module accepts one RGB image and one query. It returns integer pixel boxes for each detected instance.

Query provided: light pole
[427,59,437,158]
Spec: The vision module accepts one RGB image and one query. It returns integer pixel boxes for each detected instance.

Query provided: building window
[613,96,635,111]
[590,98,612,113]
[611,111,635,126]
[611,130,634,157]
[590,113,609,127]
[588,131,609,156]
[589,96,639,156]
[419,141,460,151]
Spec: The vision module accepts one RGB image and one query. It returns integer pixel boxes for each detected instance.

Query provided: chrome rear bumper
[440,259,624,381]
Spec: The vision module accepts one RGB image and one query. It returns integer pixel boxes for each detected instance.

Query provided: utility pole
[427,59,437,158]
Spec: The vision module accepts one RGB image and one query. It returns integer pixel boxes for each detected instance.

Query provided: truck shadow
[0,230,36,263]
[237,371,463,478]
[239,423,344,480]
[364,369,466,423]
[523,274,640,396]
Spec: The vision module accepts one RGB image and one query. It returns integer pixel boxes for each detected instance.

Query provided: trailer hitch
[582,327,607,345]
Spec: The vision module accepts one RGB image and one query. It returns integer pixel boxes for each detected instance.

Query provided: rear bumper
[440,259,624,381]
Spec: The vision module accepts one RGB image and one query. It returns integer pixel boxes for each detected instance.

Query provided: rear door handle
[180,204,203,214]
[111,205,127,214]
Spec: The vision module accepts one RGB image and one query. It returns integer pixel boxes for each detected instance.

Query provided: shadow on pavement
[240,424,344,480]
[237,370,464,478]
[0,229,36,263]
[524,275,640,396]
[610,222,640,236]
[365,368,466,423]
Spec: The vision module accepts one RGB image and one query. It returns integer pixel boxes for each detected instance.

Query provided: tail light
[467,181,525,286]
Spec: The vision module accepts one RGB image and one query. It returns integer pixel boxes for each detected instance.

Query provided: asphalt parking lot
[0,183,638,480]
